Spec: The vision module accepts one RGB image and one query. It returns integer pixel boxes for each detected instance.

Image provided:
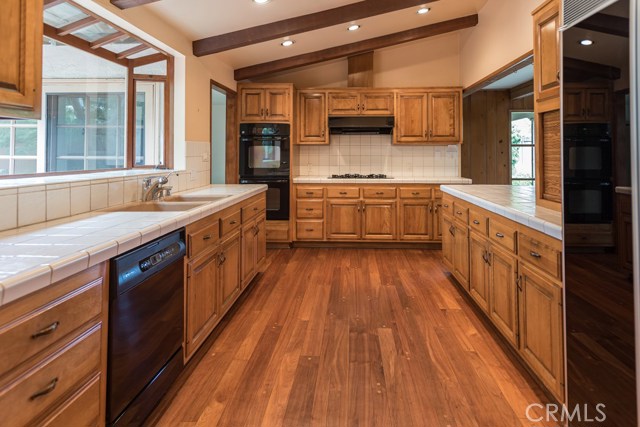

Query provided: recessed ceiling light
[417,7,430,14]
[580,39,594,46]
[348,24,360,31]
[253,0,270,4]
[281,40,294,47]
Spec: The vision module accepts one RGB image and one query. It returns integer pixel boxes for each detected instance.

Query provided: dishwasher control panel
[140,242,182,272]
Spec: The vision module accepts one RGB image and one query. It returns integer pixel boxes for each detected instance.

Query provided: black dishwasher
[107,229,185,426]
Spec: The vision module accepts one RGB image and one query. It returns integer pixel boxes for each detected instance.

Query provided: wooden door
[395,93,427,143]
[518,263,564,400]
[468,233,489,308]
[264,88,290,121]
[433,199,443,241]
[399,200,431,241]
[219,231,241,315]
[453,223,469,289]
[563,88,584,122]
[489,246,519,347]
[533,0,560,104]
[0,0,43,119]
[362,200,396,240]
[241,220,256,287]
[326,200,361,240]
[255,214,266,268]
[360,92,394,116]
[240,88,265,121]
[298,91,328,144]
[538,110,561,204]
[585,88,609,122]
[327,92,359,115]
[427,92,460,142]
[185,250,219,358]
[442,216,454,271]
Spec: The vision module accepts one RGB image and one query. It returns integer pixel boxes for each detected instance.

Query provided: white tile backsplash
[296,134,459,178]
[18,191,46,227]
[46,188,71,221]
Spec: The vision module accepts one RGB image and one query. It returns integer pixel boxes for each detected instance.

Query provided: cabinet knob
[31,321,60,339]
[456,211,462,215]
[305,228,314,232]
[321,129,325,137]
[260,108,264,117]
[305,208,314,211]
[529,251,542,258]
[305,192,314,195]
[203,234,212,241]
[412,192,420,196]
[254,207,258,211]
[495,232,504,238]
[443,204,449,208]
[265,108,269,116]
[375,192,384,195]
[230,220,237,225]
[473,220,480,225]
[424,130,428,138]
[339,191,347,195]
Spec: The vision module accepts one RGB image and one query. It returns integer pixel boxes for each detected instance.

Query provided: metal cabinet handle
[305,192,314,195]
[429,204,433,213]
[582,108,586,117]
[482,250,488,264]
[530,251,541,258]
[443,204,449,208]
[339,191,347,195]
[32,321,60,339]
[424,130,428,138]
[412,192,420,196]
[203,234,212,241]
[495,233,504,238]
[375,192,384,195]
[486,252,492,266]
[219,253,227,265]
[456,211,463,215]
[229,220,237,225]
[305,208,314,211]
[260,108,264,117]
[429,130,433,138]
[265,108,269,116]
[434,204,440,213]
[321,129,325,137]
[473,220,480,225]
[305,228,314,232]
[253,207,258,211]
[254,225,260,236]
[449,226,455,236]
[30,378,58,400]
[516,275,523,291]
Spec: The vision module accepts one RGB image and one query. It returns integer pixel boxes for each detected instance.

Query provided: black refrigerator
[562,0,639,425]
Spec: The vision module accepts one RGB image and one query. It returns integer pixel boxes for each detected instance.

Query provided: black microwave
[563,123,612,180]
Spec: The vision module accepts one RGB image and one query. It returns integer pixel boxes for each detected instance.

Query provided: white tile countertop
[0,184,266,307]
[293,176,473,184]
[441,185,562,240]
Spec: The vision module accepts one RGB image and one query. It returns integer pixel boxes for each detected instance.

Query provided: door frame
[210,80,237,184]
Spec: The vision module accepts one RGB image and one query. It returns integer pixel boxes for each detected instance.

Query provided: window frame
[509,109,535,186]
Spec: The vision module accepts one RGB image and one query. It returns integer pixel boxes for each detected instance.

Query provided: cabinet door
[399,200,432,241]
[360,92,394,115]
[563,88,584,122]
[327,92,359,115]
[584,88,609,122]
[219,231,241,314]
[538,109,561,204]
[0,0,43,119]
[298,92,328,144]
[186,250,219,357]
[432,199,443,241]
[395,93,427,143]
[427,92,460,142]
[468,233,489,307]
[489,246,519,347]
[240,89,265,121]
[326,200,361,240]
[255,214,266,268]
[241,220,256,287]
[265,88,290,121]
[362,200,396,240]
[442,216,454,271]
[518,263,564,400]
[533,0,560,104]
[453,223,469,289]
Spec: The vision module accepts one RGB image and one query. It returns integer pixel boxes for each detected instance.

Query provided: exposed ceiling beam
[57,16,99,36]
[110,0,162,9]
[44,0,67,9]
[116,44,150,60]
[463,51,533,97]
[510,81,534,100]
[234,14,478,81]
[194,0,437,57]
[44,24,128,67]
[91,31,126,49]
[129,52,167,68]
[575,13,629,38]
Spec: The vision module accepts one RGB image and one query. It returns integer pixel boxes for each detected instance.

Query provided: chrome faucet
[142,175,173,201]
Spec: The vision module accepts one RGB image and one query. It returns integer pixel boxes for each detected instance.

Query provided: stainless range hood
[328,116,394,135]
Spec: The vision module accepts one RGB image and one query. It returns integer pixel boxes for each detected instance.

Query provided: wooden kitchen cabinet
[219,231,241,315]
[489,246,519,347]
[536,109,562,207]
[518,263,564,401]
[395,92,427,143]
[399,199,433,241]
[326,200,361,240]
[395,90,461,144]
[239,85,291,122]
[427,92,461,142]
[298,91,328,144]
[564,85,610,123]
[452,222,469,289]
[469,232,490,310]
[241,212,266,288]
[0,0,43,119]
[362,200,396,240]
[442,215,455,270]
[327,90,394,116]
[532,0,560,108]
[433,198,443,240]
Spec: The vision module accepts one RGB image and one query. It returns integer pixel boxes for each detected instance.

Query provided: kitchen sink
[163,195,230,203]
[105,201,208,212]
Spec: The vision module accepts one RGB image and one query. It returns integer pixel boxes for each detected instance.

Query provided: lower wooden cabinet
[242,212,266,287]
[452,221,469,289]
[362,200,396,240]
[327,200,361,240]
[219,231,241,315]
[399,200,433,240]
[442,216,454,270]
[469,232,490,311]
[489,246,519,347]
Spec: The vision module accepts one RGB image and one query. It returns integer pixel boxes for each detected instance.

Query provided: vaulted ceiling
[111,0,489,80]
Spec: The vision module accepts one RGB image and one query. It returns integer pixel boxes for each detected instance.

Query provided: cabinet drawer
[519,233,562,279]
[296,220,324,240]
[296,187,324,198]
[453,201,469,224]
[326,187,359,198]
[434,188,443,198]
[188,221,219,258]
[41,375,100,427]
[399,187,432,199]
[0,277,103,378]
[297,200,323,218]
[0,325,101,427]
[468,208,488,235]
[242,198,266,222]
[441,195,454,217]
[363,187,396,199]
[489,218,517,253]
[221,209,241,237]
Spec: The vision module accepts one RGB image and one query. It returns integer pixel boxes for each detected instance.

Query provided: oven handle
[242,179,290,184]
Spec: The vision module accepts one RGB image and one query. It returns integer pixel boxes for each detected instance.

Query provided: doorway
[210,81,237,184]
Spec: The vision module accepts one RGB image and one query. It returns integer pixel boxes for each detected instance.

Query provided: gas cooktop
[329,174,392,179]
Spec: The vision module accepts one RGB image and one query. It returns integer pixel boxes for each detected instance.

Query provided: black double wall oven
[239,123,290,220]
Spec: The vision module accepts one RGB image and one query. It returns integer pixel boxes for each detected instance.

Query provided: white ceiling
[141,0,488,69]
[484,64,533,90]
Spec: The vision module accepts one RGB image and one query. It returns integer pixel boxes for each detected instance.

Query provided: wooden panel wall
[461,91,511,184]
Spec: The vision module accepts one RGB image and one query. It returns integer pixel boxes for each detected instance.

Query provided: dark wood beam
[116,44,149,60]
[44,24,128,66]
[564,57,621,81]
[463,51,533,97]
[57,16,99,36]
[44,0,67,9]
[129,52,167,67]
[510,81,534,100]
[234,14,478,81]
[110,0,162,9]
[575,13,629,38]
[194,0,437,57]
[91,31,126,49]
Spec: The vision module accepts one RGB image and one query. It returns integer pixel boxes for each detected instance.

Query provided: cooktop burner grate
[329,173,391,179]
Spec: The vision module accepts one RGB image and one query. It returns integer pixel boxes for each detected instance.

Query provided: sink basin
[164,195,230,203]
[106,201,207,212]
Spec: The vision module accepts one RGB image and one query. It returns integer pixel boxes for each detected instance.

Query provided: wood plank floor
[150,248,553,427]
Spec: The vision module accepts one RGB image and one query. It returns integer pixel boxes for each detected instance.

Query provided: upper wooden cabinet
[239,84,291,122]
[0,0,43,119]
[532,0,560,109]
[564,84,611,123]
[297,91,328,145]
[327,90,394,116]
[395,90,461,144]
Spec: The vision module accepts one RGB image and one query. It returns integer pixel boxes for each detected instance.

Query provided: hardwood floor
[151,248,553,427]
